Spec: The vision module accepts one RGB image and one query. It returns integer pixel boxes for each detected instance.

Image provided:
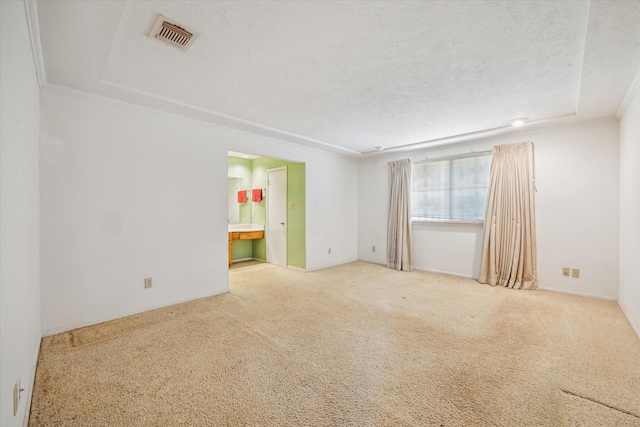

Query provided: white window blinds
[411,153,492,222]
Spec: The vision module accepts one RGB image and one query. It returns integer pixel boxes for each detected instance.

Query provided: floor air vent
[148,15,198,52]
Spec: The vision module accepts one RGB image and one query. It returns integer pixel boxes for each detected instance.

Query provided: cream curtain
[479,141,537,289]
[387,159,412,271]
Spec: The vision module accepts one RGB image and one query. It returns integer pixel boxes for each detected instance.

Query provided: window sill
[412,219,484,226]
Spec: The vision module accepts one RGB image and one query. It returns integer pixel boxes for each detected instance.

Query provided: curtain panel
[479,141,537,289]
[387,159,412,271]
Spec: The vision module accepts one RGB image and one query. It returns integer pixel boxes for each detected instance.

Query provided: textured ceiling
[37,1,640,156]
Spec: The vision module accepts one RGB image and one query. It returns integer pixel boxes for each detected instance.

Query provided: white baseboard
[413,266,476,280]
[305,258,359,272]
[617,299,640,340]
[231,257,268,264]
[42,290,225,337]
[358,260,386,267]
[232,258,306,271]
[537,286,617,301]
[23,332,42,427]
[358,261,477,280]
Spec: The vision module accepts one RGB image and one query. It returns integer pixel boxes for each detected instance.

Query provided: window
[412,153,492,223]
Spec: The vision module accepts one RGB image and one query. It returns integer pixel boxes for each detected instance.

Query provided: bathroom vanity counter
[228,224,265,265]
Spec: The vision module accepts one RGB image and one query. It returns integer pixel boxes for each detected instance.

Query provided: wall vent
[148,15,198,52]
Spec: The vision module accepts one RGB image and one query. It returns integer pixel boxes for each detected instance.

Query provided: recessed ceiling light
[511,118,527,127]
[242,155,249,158]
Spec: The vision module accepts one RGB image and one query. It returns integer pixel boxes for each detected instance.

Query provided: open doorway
[227,151,306,271]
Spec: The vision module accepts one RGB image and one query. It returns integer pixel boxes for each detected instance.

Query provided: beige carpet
[30,262,640,426]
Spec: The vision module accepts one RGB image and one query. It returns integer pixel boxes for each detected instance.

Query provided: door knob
[279,222,285,225]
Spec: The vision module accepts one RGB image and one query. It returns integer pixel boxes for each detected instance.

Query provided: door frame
[266,166,288,266]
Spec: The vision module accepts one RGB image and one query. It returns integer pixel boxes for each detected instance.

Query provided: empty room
[2,0,639,426]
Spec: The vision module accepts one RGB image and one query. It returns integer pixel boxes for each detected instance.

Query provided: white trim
[23,0,46,87]
[100,79,362,156]
[41,290,224,336]
[616,68,640,119]
[22,332,41,427]
[363,113,576,155]
[412,219,484,226]
[573,0,590,115]
[412,266,476,280]
[305,258,360,272]
[41,83,356,162]
[287,265,307,272]
[414,271,619,300]
[414,150,492,164]
[618,300,640,340]
[360,262,622,301]
[42,83,621,160]
[537,286,617,302]
[230,257,253,263]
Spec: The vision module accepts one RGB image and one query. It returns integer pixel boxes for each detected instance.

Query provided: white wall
[618,81,640,338]
[0,2,42,426]
[304,154,358,271]
[40,85,358,335]
[359,118,620,299]
[219,127,359,271]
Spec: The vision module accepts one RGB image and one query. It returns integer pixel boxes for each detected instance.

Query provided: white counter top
[228,224,265,232]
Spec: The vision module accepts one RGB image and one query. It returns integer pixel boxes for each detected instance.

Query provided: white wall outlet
[144,277,152,288]
[562,267,570,276]
[372,245,376,252]
[571,268,580,278]
[328,248,331,255]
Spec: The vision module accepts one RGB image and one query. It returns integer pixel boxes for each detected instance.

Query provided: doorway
[227,153,305,270]
[267,167,287,266]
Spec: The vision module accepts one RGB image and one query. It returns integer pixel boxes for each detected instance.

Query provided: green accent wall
[251,158,306,269]
[227,155,306,269]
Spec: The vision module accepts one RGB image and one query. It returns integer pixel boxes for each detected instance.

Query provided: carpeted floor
[29,262,640,426]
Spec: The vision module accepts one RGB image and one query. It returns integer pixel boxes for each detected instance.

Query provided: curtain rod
[414,150,492,164]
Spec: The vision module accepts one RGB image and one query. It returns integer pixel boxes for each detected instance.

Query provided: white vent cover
[148,15,198,52]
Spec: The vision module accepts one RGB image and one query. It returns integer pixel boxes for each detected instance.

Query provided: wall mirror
[227,177,240,224]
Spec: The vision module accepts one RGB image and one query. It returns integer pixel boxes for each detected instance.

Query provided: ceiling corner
[617,67,640,119]
[25,0,47,86]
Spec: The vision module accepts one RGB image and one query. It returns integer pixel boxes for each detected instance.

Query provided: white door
[267,167,287,266]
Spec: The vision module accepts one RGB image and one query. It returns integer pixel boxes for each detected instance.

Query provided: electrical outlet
[144,277,152,288]
[571,269,580,278]
[372,245,376,252]
[328,248,331,255]
[288,202,293,209]
[562,267,570,276]
[13,378,20,416]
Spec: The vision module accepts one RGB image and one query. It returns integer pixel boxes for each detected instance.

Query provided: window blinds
[411,154,492,222]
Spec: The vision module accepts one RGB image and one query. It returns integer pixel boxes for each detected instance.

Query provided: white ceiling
[36,1,640,156]
[228,151,261,160]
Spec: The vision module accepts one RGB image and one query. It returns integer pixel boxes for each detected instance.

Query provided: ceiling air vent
[148,15,198,52]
